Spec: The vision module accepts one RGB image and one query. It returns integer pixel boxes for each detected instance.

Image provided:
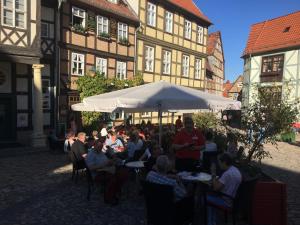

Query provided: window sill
[70,26,88,35]
[118,41,130,46]
[71,74,84,76]
[98,36,112,42]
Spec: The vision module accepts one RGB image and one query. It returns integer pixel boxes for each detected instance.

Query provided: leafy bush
[77,72,144,130]
[192,112,220,130]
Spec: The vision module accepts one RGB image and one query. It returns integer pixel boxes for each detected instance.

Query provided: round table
[178,172,212,183]
[125,161,145,169]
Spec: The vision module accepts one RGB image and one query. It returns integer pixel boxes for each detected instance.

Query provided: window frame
[162,49,171,75]
[97,15,109,36]
[165,10,173,34]
[1,0,26,29]
[41,22,49,38]
[182,55,190,77]
[72,6,86,28]
[147,2,156,27]
[42,78,51,110]
[195,58,202,79]
[141,112,151,118]
[96,57,107,77]
[116,61,127,80]
[184,19,192,39]
[197,25,204,44]
[71,52,85,76]
[118,22,128,41]
[260,54,284,82]
[144,45,155,72]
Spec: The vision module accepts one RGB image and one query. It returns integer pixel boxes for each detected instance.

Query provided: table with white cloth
[178,171,213,225]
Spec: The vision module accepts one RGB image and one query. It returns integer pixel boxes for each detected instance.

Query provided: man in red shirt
[172,117,205,171]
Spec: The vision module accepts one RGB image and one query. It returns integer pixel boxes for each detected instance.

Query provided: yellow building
[127,0,212,123]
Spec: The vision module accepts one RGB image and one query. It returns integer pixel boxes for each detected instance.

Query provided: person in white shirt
[207,153,242,225]
[204,132,217,152]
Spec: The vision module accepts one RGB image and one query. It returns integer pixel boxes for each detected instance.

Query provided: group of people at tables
[65,117,242,225]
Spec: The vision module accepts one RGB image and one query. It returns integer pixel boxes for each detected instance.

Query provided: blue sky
[196,0,300,82]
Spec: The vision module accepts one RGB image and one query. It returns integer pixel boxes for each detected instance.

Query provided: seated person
[227,133,238,157]
[146,155,193,225]
[85,139,128,205]
[140,141,162,172]
[207,153,242,225]
[127,132,144,160]
[71,132,88,167]
[103,131,125,157]
[204,131,217,152]
[87,130,99,149]
[64,131,75,153]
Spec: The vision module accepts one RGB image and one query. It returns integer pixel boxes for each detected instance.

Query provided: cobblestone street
[0,140,299,225]
[262,139,300,225]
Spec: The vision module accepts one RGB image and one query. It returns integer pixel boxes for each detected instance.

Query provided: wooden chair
[69,151,86,183]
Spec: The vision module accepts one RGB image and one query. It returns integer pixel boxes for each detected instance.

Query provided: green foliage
[241,83,299,162]
[76,71,144,129]
[99,32,110,39]
[119,37,129,46]
[192,112,220,130]
[87,16,96,32]
[72,24,87,34]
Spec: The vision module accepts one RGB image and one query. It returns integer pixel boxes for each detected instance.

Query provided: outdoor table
[178,171,212,225]
[125,161,145,193]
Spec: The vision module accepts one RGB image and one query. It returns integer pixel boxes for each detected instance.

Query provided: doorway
[0,97,15,141]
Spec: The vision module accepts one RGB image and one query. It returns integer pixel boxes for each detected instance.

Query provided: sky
[195,0,300,82]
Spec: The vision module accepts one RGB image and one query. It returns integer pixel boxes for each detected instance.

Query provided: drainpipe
[134,22,142,77]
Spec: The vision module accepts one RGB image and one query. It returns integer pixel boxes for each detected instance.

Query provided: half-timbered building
[242,11,300,113]
[59,0,139,128]
[206,31,225,96]
[127,0,211,123]
[0,0,49,146]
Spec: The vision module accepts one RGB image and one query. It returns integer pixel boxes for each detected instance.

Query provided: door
[0,97,15,141]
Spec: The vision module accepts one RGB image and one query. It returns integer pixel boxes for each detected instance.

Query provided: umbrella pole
[158,109,162,148]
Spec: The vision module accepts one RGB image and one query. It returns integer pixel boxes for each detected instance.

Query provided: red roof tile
[243,11,300,57]
[207,31,220,55]
[223,80,232,97]
[169,0,211,24]
[76,0,139,23]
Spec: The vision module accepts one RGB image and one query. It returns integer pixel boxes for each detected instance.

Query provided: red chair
[251,181,287,225]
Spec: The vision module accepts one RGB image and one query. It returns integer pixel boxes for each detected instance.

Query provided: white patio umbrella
[72,80,241,145]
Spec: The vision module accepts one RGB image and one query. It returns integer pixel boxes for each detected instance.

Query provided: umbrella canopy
[72,81,240,112]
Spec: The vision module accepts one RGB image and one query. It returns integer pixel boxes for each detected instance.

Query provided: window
[165,11,173,33]
[147,2,156,27]
[184,20,191,39]
[145,46,154,72]
[195,58,202,79]
[41,22,49,38]
[97,16,109,36]
[197,25,204,44]
[42,79,51,110]
[141,112,151,117]
[118,22,128,41]
[116,61,126,80]
[71,53,85,76]
[182,55,190,77]
[2,0,26,28]
[72,6,85,27]
[96,57,107,76]
[261,54,284,82]
[162,50,171,75]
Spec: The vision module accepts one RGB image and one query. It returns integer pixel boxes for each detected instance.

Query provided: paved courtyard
[0,139,299,225]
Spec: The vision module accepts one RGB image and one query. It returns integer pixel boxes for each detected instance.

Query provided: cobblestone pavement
[262,137,300,225]
[1,139,299,225]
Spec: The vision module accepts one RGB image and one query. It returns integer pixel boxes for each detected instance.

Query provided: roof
[228,75,243,93]
[223,80,232,97]
[169,0,211,24]
[207,31,221,55]
[75,0,139,23]
[243,10,300,57]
